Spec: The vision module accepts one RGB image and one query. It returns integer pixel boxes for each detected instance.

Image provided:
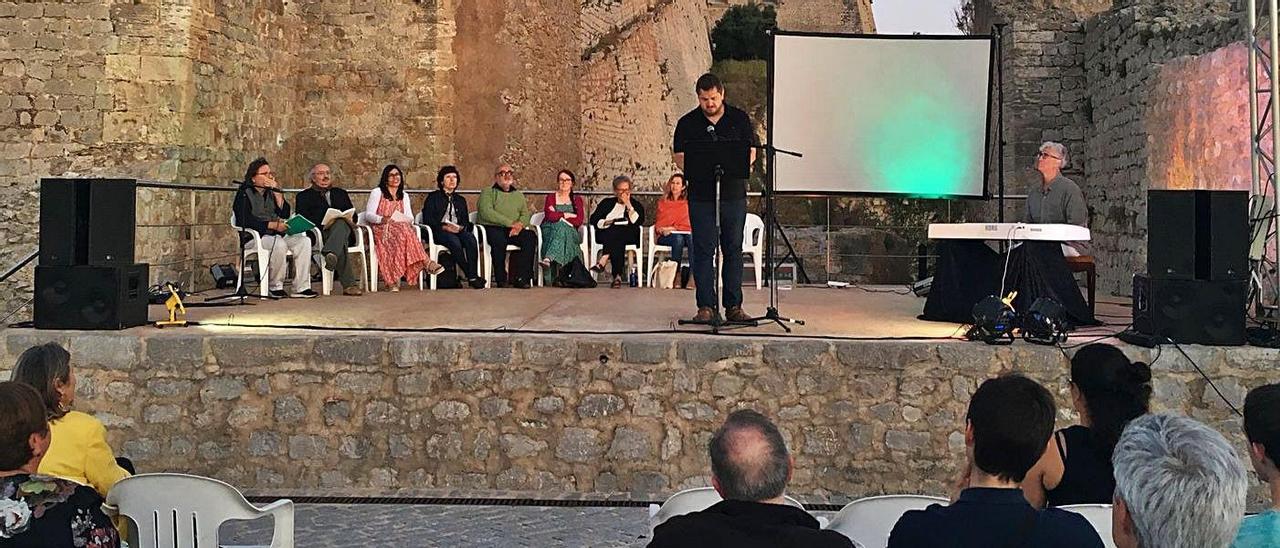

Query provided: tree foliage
[711,5,777,62]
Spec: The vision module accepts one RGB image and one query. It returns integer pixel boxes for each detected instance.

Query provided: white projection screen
[771,33,994,197]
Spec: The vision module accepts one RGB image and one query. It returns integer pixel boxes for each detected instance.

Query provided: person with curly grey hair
[1112,413,1247,548]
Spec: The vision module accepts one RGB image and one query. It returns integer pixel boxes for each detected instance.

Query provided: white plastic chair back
[825,494,948,548]
[647,487,806,536]
[1059,504,1116,548]
[104,472,294,548]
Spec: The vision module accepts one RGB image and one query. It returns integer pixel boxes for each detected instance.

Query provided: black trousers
[482,225,537,284]
[595,225,640,277]
[922,240,1096,327]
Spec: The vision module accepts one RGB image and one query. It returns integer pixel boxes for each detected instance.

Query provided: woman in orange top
[9,342,131,498]
[654,173,693,287]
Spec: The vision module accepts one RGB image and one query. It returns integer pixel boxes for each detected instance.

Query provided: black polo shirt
[649,499,853,548]
[673,103,757,201]
[887,487,1104,548]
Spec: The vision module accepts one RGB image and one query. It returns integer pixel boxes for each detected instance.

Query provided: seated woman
[653,173,693,288]
[1021,343,1151,507]
[0,381,120,547]
[422,165,486,289]
[589,175,646,288]
[538,169,586,281]
[364,164,441,291]
[10,342,131,498]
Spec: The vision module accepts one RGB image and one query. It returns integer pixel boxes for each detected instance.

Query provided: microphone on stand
[706,125,717,141]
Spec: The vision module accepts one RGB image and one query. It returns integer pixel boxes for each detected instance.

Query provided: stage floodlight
[966,295,1016,345]
[1022,297,1067,345]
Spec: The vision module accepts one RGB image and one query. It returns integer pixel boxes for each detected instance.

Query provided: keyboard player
[921,141,1096,327]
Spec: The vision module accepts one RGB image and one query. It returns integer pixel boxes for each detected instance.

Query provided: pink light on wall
[1146,43,1254,191]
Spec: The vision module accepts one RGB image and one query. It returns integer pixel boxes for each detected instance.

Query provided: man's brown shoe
[693,307,715,322]
[725,306,751,322]
[343,286,364,296]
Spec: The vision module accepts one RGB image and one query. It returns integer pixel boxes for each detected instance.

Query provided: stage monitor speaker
[38,178,137,266]
[1147,190,1247,280]
[34,264,149,330]
[1130,273,1245,346]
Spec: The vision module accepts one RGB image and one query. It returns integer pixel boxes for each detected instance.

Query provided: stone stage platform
[0,287,1271,506]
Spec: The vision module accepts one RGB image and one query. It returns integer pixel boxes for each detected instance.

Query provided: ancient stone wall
[0,330,1271,508]
[776,0,875,33]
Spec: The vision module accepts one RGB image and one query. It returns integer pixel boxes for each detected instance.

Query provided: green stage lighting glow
[865,94,969,196]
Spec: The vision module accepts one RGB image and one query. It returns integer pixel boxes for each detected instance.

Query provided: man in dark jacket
[295,163,362,295]
[232,157,316,298]
[648,410,853,548]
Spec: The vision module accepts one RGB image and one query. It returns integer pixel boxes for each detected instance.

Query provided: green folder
[284,214,316,236]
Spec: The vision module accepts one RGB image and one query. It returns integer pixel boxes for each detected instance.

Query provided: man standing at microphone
[672,73,758,323]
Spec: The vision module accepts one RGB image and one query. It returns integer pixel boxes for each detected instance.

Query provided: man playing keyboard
[921,141,1096,327]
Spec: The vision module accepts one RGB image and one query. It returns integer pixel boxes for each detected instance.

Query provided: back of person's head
[1245,383,1280,473]
[10,342,71,419]
[436,165,460,189]
[243,157,269,187]
[1112,414,1246,548]
[709,409,790,501]
[0,381,50,471]
[1070,344,1152,459]
[967,374,1055,482]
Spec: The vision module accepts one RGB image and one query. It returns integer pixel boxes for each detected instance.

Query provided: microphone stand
[678,162,728,332]
[746,142,805,332]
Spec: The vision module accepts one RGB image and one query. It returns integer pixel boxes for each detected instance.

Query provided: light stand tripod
[746,143,806,332]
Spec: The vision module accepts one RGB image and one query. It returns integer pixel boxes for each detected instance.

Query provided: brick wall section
[0,330,1271,508]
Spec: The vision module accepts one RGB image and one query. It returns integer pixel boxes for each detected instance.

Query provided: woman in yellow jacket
[10,342,131,497]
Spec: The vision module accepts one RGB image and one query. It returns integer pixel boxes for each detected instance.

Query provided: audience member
[589,175,646,288]
[364,164,441,291]
[476,163,537,289]
[232,157,316,298]
[0,381,120,547]
[654,172,693,288]
[295,162,363,296]
[421,165,485,289]
[1233,384,1280,548]
[1112,413,1246,548]
[10,342,130,498]
[649,410,852,548]
[888,374,1103,547]
[1022,343,1151,507]
[538,169,586,281]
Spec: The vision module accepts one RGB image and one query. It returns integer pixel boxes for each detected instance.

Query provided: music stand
[677,137,755,332]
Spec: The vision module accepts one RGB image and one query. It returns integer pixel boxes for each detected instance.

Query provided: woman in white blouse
[364,164,441,291]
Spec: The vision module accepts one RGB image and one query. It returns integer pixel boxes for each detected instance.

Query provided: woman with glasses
[653,173,693,288]
[1020,343,1151,507]
[231,157,316,298]
[364,164,441,291]
[538,169,586,283]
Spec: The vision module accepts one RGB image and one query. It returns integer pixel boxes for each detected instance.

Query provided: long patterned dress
[371,196,428,287]
[541,203,584,271]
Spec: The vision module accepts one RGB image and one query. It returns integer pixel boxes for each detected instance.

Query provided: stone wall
[0,330,1270,508]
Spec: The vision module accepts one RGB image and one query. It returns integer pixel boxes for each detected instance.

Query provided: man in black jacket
[649,410,853,548]
[295,163,362,295]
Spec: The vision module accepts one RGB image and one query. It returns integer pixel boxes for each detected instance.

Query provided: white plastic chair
[473,211,543,287]
[1059,504,1116,548]
[589,224,645,286]
[824,494,949,548]
[357,210,425,292]
[230,212,296,298]
[647,487,807,536]
[415,210,476,290]
[647,226,695,286]
[309,222,368,296]
[717,212,765,290]
[103,472,294,548]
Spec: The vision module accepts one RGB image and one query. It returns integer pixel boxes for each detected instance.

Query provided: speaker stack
[35,178,149,330]
[1123,190,1248,346]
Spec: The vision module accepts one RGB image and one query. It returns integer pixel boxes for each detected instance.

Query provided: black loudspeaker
[34,264,149,330]
[1129,273,1245,346]
[38,178,136,266]
[1147,190,1247,280]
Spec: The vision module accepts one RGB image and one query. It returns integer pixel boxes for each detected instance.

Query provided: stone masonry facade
[0,0,714,316]
[0,330,1271,508]
[974,0,1244,295]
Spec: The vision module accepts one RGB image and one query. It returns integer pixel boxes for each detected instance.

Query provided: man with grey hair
[1112,413,1247,548]
[1027,141,1088,254]
[648,410,852,548]
[295,163,362,295]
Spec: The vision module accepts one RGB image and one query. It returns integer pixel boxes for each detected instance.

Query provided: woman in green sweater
[476,164,538,288]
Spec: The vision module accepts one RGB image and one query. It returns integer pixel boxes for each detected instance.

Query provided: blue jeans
[428,226,480,280]
[688,199,745,310]
[656,233,692,264]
